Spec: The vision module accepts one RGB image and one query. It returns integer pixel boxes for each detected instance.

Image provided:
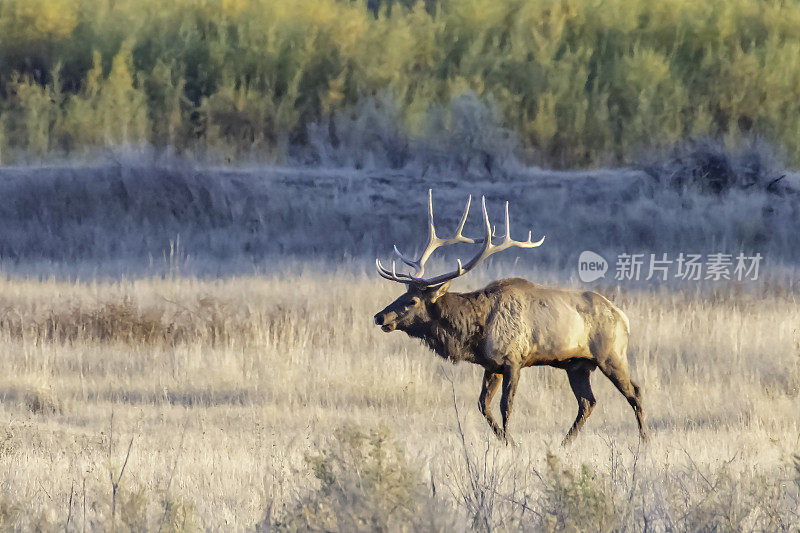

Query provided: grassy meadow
[0,270,797,530]
[2,0,800,529]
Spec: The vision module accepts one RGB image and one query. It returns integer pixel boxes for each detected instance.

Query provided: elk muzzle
[374,311,397,332]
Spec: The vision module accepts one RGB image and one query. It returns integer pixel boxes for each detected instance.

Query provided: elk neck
[405,290,487,364]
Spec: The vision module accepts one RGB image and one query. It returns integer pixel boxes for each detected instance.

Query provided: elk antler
[376,189,545,287]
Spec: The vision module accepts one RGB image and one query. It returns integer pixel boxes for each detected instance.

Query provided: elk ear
[429,280,452,303]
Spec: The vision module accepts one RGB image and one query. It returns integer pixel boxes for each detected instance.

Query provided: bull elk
[374,190,646,445]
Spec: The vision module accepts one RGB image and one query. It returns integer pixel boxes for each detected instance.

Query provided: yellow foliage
[4,0,800,166]
[323,75,346,114]
[623,48,671,95]
[5,74,60,157]
[221,0,248,18]
[85,52,104,99]
[61,44,149,148]
[14,0,77,39]
[531,92,557,147]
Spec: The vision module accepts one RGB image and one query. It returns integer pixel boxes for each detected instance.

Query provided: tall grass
[0,273,797,529]
[4,0,800,167]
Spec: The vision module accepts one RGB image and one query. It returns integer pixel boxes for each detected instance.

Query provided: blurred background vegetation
[2,0,800,168]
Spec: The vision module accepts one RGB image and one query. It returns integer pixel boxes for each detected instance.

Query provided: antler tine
[467,195,495,267]
[375,258,396,281]
[398,195,492,287]
[404,195,545,286]
[427,188,437,240]
[393,245,417,269]
[453,194,472,240]
[391,189,474,280]
[504,201,511,243]
[491,201,511,242]
[376,190,543,287]
[493,200,546,248]
[376,258,414,282]
[418,190,475,274]
[390,190,436,276]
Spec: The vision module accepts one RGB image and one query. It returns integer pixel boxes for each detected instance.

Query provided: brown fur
[375,278,646,445]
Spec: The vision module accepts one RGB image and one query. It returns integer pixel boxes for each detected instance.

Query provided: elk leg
[598,359,647,442]
[499,364,520,446]
[478,370,504,440]
[562,363,596,446]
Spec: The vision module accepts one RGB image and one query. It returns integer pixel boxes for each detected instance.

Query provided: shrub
[416,92,520,179]
[306,91,519,178]
[538,452,616,533]
[306,92,410,169]
[271,425,454,532]
[640,137,793,195]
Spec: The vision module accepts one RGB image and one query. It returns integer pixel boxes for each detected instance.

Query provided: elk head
[374,190,544,333]
[373,282,452,332]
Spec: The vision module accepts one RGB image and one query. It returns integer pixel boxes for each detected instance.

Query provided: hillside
[0,156,797,279]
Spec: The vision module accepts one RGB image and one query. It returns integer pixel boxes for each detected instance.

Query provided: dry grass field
[0,268,797,531]
[5,3,800,528]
